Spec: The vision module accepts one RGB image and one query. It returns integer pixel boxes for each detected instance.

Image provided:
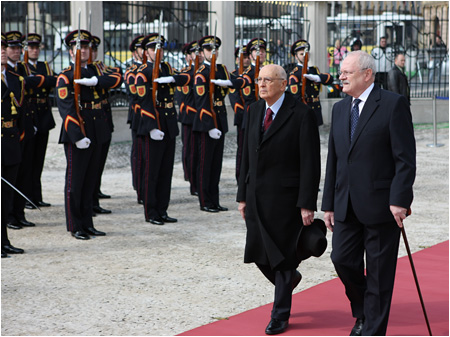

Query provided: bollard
[427,96,444,148]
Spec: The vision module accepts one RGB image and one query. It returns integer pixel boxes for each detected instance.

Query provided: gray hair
[348,50,376,79]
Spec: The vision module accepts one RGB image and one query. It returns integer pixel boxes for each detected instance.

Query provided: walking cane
[402,210,432,336]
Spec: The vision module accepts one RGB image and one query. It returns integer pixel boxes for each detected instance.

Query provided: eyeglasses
[337,68,368,77]
[255,77,285,84]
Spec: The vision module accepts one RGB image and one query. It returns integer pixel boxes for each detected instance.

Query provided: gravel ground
[1,124,448,336]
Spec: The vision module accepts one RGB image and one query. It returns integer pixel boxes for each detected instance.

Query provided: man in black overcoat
[387,53,410,103]
[237,64,321,335]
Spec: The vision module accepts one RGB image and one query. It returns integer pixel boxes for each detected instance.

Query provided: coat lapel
[350,85,381,151]
[260,94,295,144]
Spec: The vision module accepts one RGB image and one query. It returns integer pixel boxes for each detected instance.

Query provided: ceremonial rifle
[24,15,29,64]
[208,21,218,129]
[194,39,200,73]
[142,14,147,64]
[151,11,163,130]
[300,42,309,105]
[88,10,93,64]
[74,9,86,136]
[238,43,246,104]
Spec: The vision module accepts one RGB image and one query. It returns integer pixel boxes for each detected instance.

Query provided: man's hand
[390,205,408,228]
[75,137,91,149]
[301,208,314,226]
[303,74,321,83]
[150,129,165,141]
[238,202,246,220]
[324,211,335,232]
[208,128,222,139]
[211,79,232,87]
[74,76,98,86]
[154,76,175,84]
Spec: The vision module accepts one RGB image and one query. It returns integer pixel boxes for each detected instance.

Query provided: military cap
[142,33,166,49]
[129,35,144,51]
[6,31,24,47]
[198,35,221,49]
[185,40,199,54]
[65,30,92,47]
[290,39,309,56]
[91,36,101,49]
[234,45,248,58]
[1,33,7,47]
[246,38,266,53]
[25,33,42,45]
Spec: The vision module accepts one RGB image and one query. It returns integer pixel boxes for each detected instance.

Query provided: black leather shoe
[86,227,106,236]
[71,231,90,240]
[200,206,220,213]
[161,215,177,223]
[146,217,164,225]
[7,222,22,230]
[2,250,7,258]
[98,191,111,199]
[3,245,24,254]
[292,270,302,290]
[37,201,51,207]
[216,205,228,211]
[265,318,289,335]
[93,206,112,214]
[350,318,365,336]
[25,201,37,210]
[18,219,36,227]
[138,199,144,205]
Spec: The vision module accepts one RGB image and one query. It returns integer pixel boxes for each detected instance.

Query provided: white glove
[211,79,233,87]
[303,74,321,83]
[150,128,165,141]
[75,137,91,149]
[154,76,175,84]
[208,128,222,139]
[74,76,99,86]
[34,126,38,135]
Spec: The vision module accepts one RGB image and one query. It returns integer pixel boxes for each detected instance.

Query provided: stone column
[209,1,235,70]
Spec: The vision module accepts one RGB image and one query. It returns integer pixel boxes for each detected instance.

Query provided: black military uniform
[177,40,199,196]
[193,35,230,212]
[24,33,57,208]
[6,31,54,229]
[125,35,144,204]
[287,39,334,126]
[56,30,122,240]
[228,46,249,181]
[90,35,123,214]
[135,33,190,224]
[1,32,25,256]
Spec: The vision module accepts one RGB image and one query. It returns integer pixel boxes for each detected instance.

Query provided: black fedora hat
[297,218,327,261]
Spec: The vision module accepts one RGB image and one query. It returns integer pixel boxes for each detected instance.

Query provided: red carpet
[180,241,449,336]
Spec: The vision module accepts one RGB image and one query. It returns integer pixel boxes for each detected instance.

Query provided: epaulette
[243,67,252,75]
[61,65,73,73]
[137,63,148,71]
[181,64,192,72]
[197,64,206,73]
[290,66,299,74]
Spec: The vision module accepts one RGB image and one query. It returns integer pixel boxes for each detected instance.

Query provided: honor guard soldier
[56,29,122,240]
[193,35,230,213]
[135,33,190,225]
[89,35,122,215]
[177,40,202,196]
[1,32,25,257]
[6,30,54,230]
[288,39,334,126]
[213,38,266,181]
[125,35,145,204]
[23,33,57,209]
[228,46,250,181]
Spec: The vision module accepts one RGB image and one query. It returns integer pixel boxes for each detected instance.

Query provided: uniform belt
[306,97,320,103]
[213,101,224,106]
[81,101,102,110]
[28,98,47,104]
[156,102,174,109]
[2,120,17,128]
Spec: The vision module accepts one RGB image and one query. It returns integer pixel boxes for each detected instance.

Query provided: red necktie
[263,108,273,132]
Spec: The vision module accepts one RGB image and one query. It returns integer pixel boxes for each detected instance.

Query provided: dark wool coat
[237,92,321,270]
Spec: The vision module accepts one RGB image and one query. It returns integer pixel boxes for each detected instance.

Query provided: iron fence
[1,1,448,100]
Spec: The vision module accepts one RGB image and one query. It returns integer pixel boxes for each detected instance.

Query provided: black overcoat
[237,92,321,270]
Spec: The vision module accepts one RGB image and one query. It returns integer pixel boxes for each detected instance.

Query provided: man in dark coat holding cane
[237,64,321,335]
